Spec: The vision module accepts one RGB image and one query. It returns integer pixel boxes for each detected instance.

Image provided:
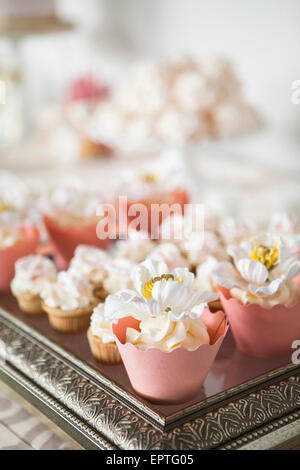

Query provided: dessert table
[0,136,299,450]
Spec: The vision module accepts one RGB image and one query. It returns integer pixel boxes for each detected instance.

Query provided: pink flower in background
[66,75,109,103]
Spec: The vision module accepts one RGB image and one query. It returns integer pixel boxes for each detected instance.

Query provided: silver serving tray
[0,293,299,450]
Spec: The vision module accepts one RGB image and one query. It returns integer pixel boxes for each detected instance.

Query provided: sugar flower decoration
[213,232,300,297]
[104,258,217,323]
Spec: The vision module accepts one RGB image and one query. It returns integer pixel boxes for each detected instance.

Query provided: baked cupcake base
[42,302,96,333]
[208,300,223,312]
[15,292,45,316]
[92,284,108,302]
[87,328,122,365]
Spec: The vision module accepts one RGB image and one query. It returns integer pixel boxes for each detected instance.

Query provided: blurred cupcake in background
[146,242,188,272]
[214,232,300,357]
[87,303,122,365]
[42,185,111,267]
[102,257,136,295]
[113,228,156,263]
[11,255,56,315]
[218,216,258,245]
[116,166,189,236]
[64,74,113,159]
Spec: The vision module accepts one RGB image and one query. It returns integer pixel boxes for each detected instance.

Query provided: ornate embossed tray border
[0,306,299,450]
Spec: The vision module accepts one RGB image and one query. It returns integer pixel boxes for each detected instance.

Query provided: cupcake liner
[87,328,122,365]
[218,285,300,358]
[112,309,228,404]
[294,271,300,288]
[42,302,95,333]
[15,292,44,316]
[0,226,39,292]
[43,215,111,266]
[117,188,189,236]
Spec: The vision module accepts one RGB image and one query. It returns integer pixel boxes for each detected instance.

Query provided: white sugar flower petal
[248,275,286,297]
[227,244,248,264]
[173,267,194,290]
[131,258,168,294]
[152,280,190,309]
[212,261,245,289]
[104,289,160,322]
[236,258,268,285]
[184,290,218,311]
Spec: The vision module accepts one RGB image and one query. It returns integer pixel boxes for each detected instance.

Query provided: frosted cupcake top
[104,258,216,352]
[90,303,115,344]
[102,258,136,294]
[70,245,110,283]
[213,232,300,308]
[114,229,155,263]
[146,242,188,272]
[41,268,95,311]
[11,255,56,295]
[126,313,210,352]
[44,186,103,223]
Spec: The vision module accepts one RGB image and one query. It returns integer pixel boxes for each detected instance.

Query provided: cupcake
[41,268,97,333]
[102,257,136,295]
[116,167,189,236]
[70,244,110,301]
[146,242,188,271]
[194,256,222,312]
[0,225,39,291]
[87,303,122,365]
[42,185,111,266]
[11,255,56,315]
[106,259,228,404]
[213,232,300,358]
[64,74,113,159]
[113,229,156,263]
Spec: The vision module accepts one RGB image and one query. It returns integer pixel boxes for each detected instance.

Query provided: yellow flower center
[251,244,279,270]
[0,202,9,214]
[139,173,158,185]
[142,274,183,299]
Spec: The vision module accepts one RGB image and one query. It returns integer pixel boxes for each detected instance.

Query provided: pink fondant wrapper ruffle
[0,226,39,291]
[218,285,300,358]
[113,309,228,404]
[43,215,111,266]
[294,271,300,288]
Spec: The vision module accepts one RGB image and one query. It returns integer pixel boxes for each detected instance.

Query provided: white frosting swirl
[230,281,300,308]
[70,245,110,283]
[126,312,210,352]
[46,186,103,219]
[41,268,94,311]
[11,255,56,295]
[147,243,188,271]
[102,258,135,294]
[114,230,155,263]
[90,303,115,343]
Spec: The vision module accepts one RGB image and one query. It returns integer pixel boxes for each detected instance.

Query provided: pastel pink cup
[43,215,111,266]
[0,225,39,291]
[218,285,300,358]
[113,310,228,404]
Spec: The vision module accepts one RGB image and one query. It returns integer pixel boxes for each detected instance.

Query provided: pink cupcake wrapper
[113,309,228,404]
[218,285,300,358]
[0,225,39,291]
[43,215,111,266]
